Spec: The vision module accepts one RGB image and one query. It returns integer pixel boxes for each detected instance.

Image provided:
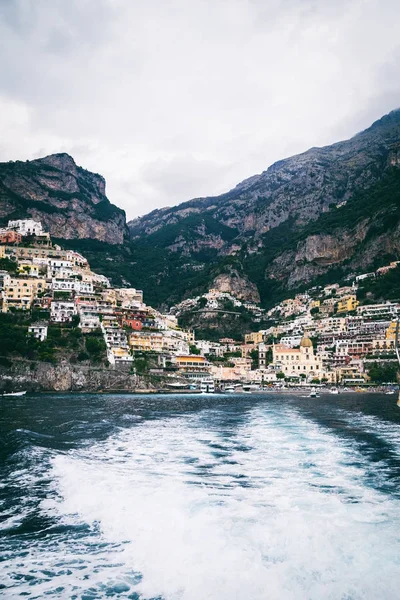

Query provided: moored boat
[1,391,27,397]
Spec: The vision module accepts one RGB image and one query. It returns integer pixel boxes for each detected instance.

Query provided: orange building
[0,231,22,244]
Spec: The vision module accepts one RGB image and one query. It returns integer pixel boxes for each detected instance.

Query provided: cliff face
[212,269,260,303]
[0,360,161,393]
[126,109,400,307]
[0,153,127,244]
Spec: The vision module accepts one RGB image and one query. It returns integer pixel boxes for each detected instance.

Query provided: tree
[368,362,398,383]
[198,297,207,309]
[276,372,285,379]
[189,344,200,355]
[249,348,259,369]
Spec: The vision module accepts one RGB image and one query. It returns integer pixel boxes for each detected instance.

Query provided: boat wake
[1,401,400,599]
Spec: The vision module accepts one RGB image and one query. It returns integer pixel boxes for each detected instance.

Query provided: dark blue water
[1,392,399,599]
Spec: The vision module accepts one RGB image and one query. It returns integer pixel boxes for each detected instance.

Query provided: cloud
[0,0,399,219]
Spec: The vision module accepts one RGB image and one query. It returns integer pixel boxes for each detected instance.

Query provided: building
[337,295,359,314]
[129,331,164,352]
[0,231,22,244]
[8,219,44,236]
[79,314,101,331]
[50,301,76,322]
[357,303,399,320]
[107,347,133,366]
[51,279,94,294]
[4,277,46,311]
[28,323,48,342]
[280,335,302,348]
[245,331,265,345]
[272,336,324,380]
[17,261,40,277]
[0,270,11,290]
[174,354,211,381]
[258,343,272,368]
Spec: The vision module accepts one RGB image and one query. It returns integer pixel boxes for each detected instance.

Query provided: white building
[28,323,48,342]
[107,347,134,366]
[79,314,101,331]
[50,301,76,322]
[357,303,399,320]
[280,335,302,348]
[51,279,94,294]
[194,340,224,357]
[8,219,44,236]
[0,270,11,290]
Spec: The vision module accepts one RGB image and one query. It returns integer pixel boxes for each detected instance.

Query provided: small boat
[1,391,26,397]
[309,388,319,398]
[330,388,339,395]
[386,390,395,395]
[224,385,235,393]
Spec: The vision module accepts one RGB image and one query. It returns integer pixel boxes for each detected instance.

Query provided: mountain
[127,109,400,307]
[1,111,400,311]
[0,153,127,244]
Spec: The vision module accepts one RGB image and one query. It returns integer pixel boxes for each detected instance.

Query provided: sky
[0,0,399,221]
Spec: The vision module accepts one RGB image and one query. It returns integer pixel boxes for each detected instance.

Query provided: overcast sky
[0,0,399,220]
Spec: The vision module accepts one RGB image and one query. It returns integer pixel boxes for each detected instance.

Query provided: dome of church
[300,336,313,348]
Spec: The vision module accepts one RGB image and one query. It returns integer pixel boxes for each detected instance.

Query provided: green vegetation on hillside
[0,313,107,365]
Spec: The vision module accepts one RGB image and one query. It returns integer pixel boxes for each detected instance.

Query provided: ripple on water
[0,398,399,599]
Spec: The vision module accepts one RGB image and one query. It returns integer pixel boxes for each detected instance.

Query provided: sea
[0,392,399,599]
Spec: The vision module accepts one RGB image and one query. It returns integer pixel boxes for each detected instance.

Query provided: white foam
[2,403,400,599]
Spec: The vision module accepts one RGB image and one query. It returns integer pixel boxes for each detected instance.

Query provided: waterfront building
[174,354,211,380]
[272,336,324,380]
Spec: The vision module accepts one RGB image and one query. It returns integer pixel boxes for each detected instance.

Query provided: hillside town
[1,219,399,391]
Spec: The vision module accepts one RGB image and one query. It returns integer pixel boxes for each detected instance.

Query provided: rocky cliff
[127,109,400,307]
[0,360,172,393]
[0,153,127,244]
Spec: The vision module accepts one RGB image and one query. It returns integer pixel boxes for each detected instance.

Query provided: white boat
[1,391,26,397]
[330,388,339,395]
[200,379,215,393]
[224,385,235,393]
[309,388,319,398]
[386,390,395,395]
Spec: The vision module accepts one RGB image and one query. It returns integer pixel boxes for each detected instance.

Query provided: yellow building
[129,331,164,352]
[0,246,5,259]
[386,321,398,340]
[244,331,264,345]
[337,295,359,314]
[272,336,324,380]
[175,354,210,375]
[310,300,321,308]
[17,261,40,277]
[4,277,47,311]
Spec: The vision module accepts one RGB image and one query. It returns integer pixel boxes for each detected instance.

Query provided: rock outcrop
[0,153,127,244]
[212,269,260,303]
[0,360,164,392]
